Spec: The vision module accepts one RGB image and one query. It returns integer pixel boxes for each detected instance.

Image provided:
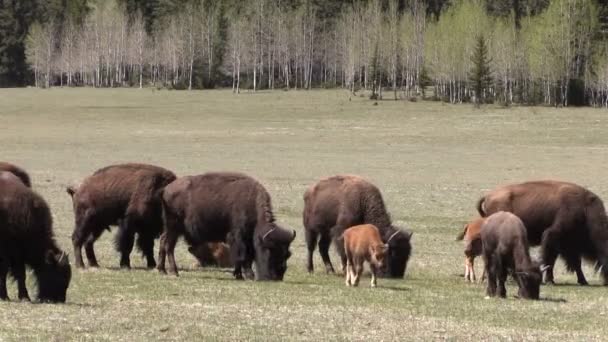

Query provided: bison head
[381,226,413,278]
[254,224,296,281]
[36,250,72,303]
[515,265,542,300]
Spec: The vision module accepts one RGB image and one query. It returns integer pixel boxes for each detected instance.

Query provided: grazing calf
[189,242,233,268]
[456,217,485,282]
[481,211,542,300]
[67,163,176,269]
[343,224,388,287]
[0,175,71,303]
[0,161,31,187]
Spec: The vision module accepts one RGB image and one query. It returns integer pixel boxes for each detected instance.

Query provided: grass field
[1,88,608,341]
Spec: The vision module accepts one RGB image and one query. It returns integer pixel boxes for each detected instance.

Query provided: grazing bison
[67,163,176,269]
[477,180,608,285]
[303,175,412,278]
[343,224,388,288]
[0,174,71,302]
[0,161,31,187]
[481,211,542,300]
[189,242,233,268]
[456,217,485,282]
[158,172,296,281]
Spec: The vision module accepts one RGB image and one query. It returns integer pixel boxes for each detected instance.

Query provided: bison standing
[0,173,71,302]
[158,172,296,281]
[67,163,176,269]
[0,161,31,187]
[477,180,608,285]
[303,175,412,278]
[481,211,542,300]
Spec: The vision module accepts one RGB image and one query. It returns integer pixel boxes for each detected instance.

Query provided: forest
[1,0,608,107]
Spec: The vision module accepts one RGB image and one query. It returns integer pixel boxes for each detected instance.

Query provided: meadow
[1,88,608,341]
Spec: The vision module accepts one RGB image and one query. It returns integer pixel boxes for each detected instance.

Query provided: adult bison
[157,172,296,281]
[0,161,31,187]
[303,175,412,278]
[67,163,176,269]
[477,180,608,285]
[0,173,71,302]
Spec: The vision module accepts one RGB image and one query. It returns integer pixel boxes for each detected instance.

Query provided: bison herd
[1,161,608,303]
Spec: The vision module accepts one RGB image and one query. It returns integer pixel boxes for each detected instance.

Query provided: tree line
[2,0,608,107]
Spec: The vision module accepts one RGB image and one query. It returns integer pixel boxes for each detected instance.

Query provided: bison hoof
[578,280,589,286]
[88,263,100,268]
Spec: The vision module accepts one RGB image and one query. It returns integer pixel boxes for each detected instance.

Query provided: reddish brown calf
[342,224,388,288]
[457,217,485,282]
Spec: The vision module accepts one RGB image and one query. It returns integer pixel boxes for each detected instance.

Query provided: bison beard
[477,180,608,285]
[0,176,71,303]
[157,172,295,281]
[67,163,176,269]
[303,175,412,278]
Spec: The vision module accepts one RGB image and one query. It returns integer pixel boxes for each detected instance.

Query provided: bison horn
[540,264,551,273]
[291,230,296,242]
[58,251,69,265]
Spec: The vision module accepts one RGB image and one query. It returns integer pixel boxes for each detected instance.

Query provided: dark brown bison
[303,175,412,278]
[481,211,543,300]
[158,172,296,281]
[0,173,71,302]
[477,180,608,285]
[67,163,176,269]
[0,161,31,187]
[189,242,233,268]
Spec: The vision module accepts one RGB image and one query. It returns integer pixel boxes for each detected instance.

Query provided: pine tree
[469,34,492,106]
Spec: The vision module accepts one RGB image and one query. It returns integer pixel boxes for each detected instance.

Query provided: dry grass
[1,88,608,341]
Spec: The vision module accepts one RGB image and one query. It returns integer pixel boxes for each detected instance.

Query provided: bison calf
[343,224,388,288]
[0,174,71,303]
[189,242,233,268]
[456,217,485,282]
[481,211,542,300]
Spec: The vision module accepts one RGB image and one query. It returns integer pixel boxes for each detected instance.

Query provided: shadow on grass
[380,285,410,292]
[539,297,567,303]
[549,282,604,288]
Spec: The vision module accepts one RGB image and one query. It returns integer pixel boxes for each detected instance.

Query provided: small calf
[456,217,485,282]
[343,224,388,287]
[188,242,233,268]
[481,211,542,300]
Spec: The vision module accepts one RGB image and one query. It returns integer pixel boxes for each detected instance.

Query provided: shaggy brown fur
[0,176,71,303]
[0,162,31,187]
[481,212,542,300]
[456,217,485,282]
[189,242,233,268]
[158,172,295,281]
[67,163,176,269]
[477,180,608,285]
[303,175,412,278]
[343,224,388,287]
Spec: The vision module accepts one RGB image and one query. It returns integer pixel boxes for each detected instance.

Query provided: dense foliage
[2,0,608,106]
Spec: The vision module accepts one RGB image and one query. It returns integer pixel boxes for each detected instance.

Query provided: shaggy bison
[456,217,485,282]
[0,161,31,187]
[0,173,71,302]
[189,242,233,268]
[303,175,412,278]
[481,211,542,300]
[158,172,296,281]
[477,180,608,285]
[343,224,388,288]
[67,163,176,269]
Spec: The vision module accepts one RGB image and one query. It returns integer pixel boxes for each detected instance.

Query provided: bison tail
[476,197,486,217]
[456,224,468,241]
[66,185,77,198]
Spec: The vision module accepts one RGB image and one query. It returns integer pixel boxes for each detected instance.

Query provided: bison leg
[116,220,136,269]
[157,233,167,273]
[318,233,335,274]
[84,228,104,268]
[540,228,561,285]
[162,230,180,276]
[11,261,30,301]
[136,232,156,269]
[370,263,378,288]
[305,229,319,274]
[497,263,507,298]
[352,258,363,287]
[572,258,588,286]
[0,258,8,300]
[485,255,497,298]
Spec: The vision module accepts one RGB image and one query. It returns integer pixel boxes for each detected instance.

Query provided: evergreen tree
[469,34,492,106]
